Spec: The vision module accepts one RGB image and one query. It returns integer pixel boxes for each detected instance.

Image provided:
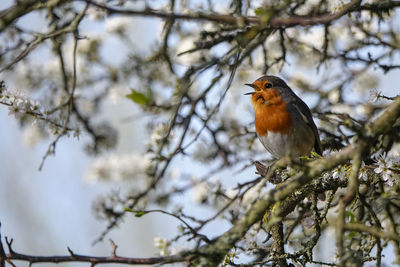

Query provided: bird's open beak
[244,83,256,95]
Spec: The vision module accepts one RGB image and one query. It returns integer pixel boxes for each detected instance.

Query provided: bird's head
[245,76,287,111]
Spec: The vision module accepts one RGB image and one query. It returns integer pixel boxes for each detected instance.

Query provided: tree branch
[1,235,190,266]
[343,223,400,243]
[81,0,365,28]
[0,0,69,33]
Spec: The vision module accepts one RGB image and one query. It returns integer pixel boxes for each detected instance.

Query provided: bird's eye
[265,83,272,89]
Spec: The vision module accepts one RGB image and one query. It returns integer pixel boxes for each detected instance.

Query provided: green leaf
[253,8,272,24]
[126,89,148,105]
[124,208,147,217]
[254,8,264,16]
[311,151,322,158]
[346,231,358,239]
[299,155,310,161]
[345,211,355,223]
[134,211,147,217]
[123,207,134,212]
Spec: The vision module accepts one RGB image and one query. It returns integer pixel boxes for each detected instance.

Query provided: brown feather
[251,89,294,136]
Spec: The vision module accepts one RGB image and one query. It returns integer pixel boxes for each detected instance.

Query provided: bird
[245,75,322,160]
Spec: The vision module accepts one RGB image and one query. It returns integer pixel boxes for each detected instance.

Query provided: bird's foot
[254,160,283,184]
[254,160,270,176]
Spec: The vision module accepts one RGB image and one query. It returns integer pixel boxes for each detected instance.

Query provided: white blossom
[108,85,129,104]
[298,27,325,49]
[153,237,168,256]
[373,152,399,186]
[168,167,181,181]
[170,245,184,255]
[192,182,209,203]
[295,0,323,15]
[225,188,239,199]
[85,152,150,183]
[328,89,340,104]
[22,124,44,147]
[43,58,61,78]
[330,104,358,117]
[150,123,170,145]
[369,88,381,102]
[329,0,343,12]
[353,71,379,94]
[87,6,106,21]
[358,162,369,181]
[332,168,345,179]
[2,90,44,119]
[105,17,132,34]
[355,104,369,117]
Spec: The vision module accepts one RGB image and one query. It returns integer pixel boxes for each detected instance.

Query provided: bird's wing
[290,99,322,155]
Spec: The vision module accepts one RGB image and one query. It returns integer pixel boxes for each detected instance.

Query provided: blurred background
[0,0,173,265]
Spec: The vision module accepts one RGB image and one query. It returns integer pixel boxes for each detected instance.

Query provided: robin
[245,75,322,160]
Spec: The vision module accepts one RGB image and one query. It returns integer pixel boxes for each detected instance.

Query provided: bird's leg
[254,160,286,184]
[254,160,270,176]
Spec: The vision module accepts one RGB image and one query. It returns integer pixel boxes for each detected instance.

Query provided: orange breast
[252,89,293,136]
